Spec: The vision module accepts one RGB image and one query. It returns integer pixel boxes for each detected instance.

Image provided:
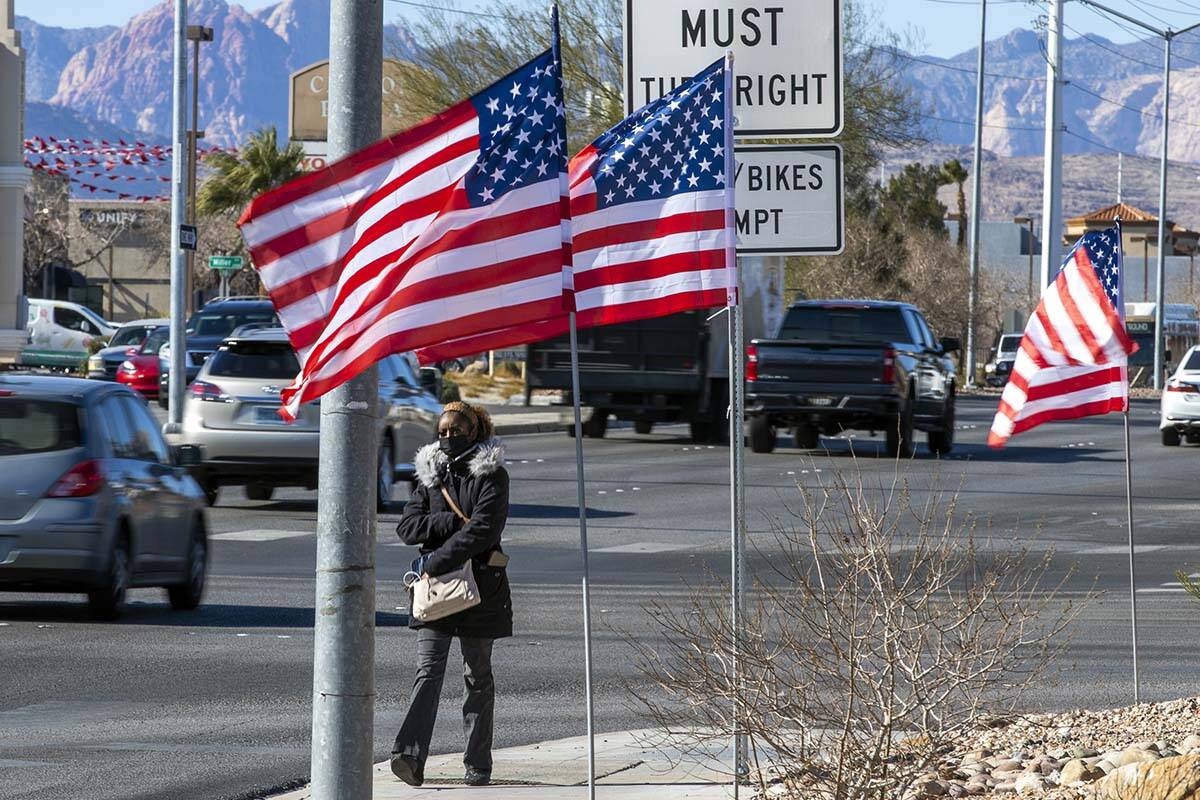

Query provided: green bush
[439,376,461,404]
[495,360,523,378]
[86,336,111,356]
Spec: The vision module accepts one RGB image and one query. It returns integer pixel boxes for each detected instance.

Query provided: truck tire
[886,398,915,459]
[928,394,955,456]
[1163,427,1182,446]
[634,420,653,435]
[749,416,777,454]
[793,424,819,450]
[583,410,608,439]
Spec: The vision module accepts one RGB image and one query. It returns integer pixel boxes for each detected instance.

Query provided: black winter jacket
[397,437,512,639]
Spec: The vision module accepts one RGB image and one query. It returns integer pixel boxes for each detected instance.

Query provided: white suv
[1161,345,1200,446]
[181,328,441,506]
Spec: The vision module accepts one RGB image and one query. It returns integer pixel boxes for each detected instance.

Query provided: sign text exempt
[733,145,843,255]
[625,1,843,137]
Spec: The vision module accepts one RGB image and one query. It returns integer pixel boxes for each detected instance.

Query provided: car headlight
[985,362,996,374]
[120,360,137,373]
[88,355,103,370]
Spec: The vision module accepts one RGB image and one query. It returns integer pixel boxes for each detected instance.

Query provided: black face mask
[438,434,473,460]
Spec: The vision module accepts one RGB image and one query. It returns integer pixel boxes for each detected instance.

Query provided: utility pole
[1039,0,1064,292]
[185,25,212,315]
[309,1,381,799]
[164,0,187,434]
[966,0,986,386]
[1014,216,1034,309]
[1132,235,1150,302]
[1117,152,1123,205]
[1153,34,1172,390]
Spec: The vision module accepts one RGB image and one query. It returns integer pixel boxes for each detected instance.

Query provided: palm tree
[941,159,969,250]
[197,126,304,217]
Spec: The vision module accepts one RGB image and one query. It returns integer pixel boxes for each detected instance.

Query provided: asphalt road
[3,397,1200,800]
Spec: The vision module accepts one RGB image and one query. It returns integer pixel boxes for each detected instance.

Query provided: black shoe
[390,753,423,787]
[464,767,491,786]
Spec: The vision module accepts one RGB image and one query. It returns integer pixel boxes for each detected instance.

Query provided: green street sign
[208,255,244,271]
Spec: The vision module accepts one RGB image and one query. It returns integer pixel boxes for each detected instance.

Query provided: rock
[1156,741,1172,754]
[1060,758,1105,785]
[947,784,967,798]
[1164,750,1184,759]
[1075,747,1102,759]
[1014,773,1048,793]
[917,780,948,797]
[993,782,1016,794]
[991,759,1024,773]
[1093,754,1200,800]
[1097,761,1117,775]
[992,769,1024,783]
[1039,760,1061,776]
[1184,736,1200,752]
[1112,748,1160,768]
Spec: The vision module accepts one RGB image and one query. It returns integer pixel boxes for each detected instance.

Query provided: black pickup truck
[746,300,959,457]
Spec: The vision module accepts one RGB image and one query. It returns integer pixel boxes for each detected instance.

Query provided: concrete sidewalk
[271,730,736,799]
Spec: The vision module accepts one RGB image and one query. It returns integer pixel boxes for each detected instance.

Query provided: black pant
[393,627,495,772]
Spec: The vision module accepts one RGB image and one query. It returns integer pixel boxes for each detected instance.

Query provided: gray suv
[0,375,208,619]
[182,329,440,507]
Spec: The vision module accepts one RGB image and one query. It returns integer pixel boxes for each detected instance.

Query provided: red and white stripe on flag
[238,51,570,419]
[416,56,736,364]
[988,231,1137,448]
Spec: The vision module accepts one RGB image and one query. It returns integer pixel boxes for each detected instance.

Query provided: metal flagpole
[1124,408,1140,704]
[1153,34,1171,391]
[723,49,747,794]
[310,2,381,798]
[553,5,596,796]
[1039,0,1064,292]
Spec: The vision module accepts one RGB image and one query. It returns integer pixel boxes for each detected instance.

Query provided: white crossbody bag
[403,483,481,623]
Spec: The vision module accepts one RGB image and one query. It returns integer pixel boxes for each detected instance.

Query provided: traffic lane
[0,575,688,800]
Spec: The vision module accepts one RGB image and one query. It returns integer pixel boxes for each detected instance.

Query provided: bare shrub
[627,465,1090,800]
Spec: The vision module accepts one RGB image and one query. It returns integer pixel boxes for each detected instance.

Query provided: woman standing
[391,402,512,788]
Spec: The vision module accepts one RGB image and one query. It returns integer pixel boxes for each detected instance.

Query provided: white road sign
[735,144,843,255]
[624,1,843,137]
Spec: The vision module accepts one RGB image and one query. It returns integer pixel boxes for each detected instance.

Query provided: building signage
[290,59,412,142]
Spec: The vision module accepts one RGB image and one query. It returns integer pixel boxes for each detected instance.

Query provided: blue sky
[16,0,1200,58]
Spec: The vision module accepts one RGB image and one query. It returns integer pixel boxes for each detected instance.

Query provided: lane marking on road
[0,759,55,768]
[211,529,312,542]
[79,742,304,756]
[592,542,689,554]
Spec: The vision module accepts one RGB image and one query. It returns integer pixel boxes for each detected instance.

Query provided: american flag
[988,225,1138,448]
[416,56,735,363]
[238,51,569,419]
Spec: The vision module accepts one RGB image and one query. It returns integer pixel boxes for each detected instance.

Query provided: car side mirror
[172,443,203,468]
[939,337,961,354]
[419,367,442,396]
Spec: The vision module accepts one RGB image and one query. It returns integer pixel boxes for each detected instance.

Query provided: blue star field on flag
[1061,225,1124,319]
[463,50,566,208]
[588,57,728,209]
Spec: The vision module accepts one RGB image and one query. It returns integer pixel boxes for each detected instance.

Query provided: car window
[1184,350,1200,370]
[998,335,1022,355]
[779,307,913,343]
[141,328,170,354]
[119,395,169,463]
[110,326,149,348]
[187,309,279,338]
[377,356,397,383]
[913,312,936,349]
[392,355,420,388]
[207,342,300,379]
[56,307,98,335]
[0,399,82,456]
[99,396,139,459]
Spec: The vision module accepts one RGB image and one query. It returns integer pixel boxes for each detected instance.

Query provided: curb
[494,420,569,435]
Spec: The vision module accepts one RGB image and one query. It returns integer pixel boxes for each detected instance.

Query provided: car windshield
[778,307,911,342]
[1184,351,1200,371]
[0,399,82,456]
[141,328,169,354]
[998,335,1022,355]
[207,342,300,379]
[109,326,148,348]
[187,310,278,338]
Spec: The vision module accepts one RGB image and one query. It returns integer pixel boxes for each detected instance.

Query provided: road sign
[208,255,244,271]
[179,224,197,251]
[734,144,843,255]
[624,1,843,137]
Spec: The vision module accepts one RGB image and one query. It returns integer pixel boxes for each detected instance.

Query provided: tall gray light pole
[1038,0,1064,292]
[185,24,212,312]
[165,0,187,433]
[310,2,382,798]
[965,0,986,386]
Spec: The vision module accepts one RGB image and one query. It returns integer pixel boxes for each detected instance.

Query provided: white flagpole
[723,49,747,793]
[553,2,597,794]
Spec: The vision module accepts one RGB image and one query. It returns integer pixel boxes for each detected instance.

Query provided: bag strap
[439,482,470,523]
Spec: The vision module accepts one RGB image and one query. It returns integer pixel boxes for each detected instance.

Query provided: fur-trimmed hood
[414,437,505,489]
